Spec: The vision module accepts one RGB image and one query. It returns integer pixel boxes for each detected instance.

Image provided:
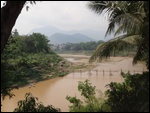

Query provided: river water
[1,56,146,112]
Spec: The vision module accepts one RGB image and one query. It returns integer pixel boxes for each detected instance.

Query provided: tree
[88,1,149,69]
[12,29,19,37]
[1,1,26,52]
[105,72,149,112]
[1,1,38,52]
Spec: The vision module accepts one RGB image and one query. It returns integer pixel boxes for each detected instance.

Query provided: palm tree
[88,1,149,69]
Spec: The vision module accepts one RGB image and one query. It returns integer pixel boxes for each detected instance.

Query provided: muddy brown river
[1,55,146,112]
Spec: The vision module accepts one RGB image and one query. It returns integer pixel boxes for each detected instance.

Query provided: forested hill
[49,33,96,44]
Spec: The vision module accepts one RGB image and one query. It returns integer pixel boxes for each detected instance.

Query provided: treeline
[53,40,136,56]
[1,30,69,98]
[52,40,104,51]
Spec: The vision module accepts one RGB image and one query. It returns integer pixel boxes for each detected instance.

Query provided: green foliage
[1,31,69,98]
[66,80,105,112]
[14,92,61,112]
[66,96,82,109]
[1,62,16,100]
[20,33,52,53]
[78,80,96,100]
[104,71,149,112]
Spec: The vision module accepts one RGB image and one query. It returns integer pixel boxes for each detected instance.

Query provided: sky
[1,1,112,40]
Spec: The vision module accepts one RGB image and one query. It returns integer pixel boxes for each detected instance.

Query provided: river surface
[1,55,146,112]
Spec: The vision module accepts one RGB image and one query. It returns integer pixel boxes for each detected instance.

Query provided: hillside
[49,33,96,44]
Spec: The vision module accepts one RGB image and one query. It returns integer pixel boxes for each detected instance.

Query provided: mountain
[29,25,63,36]
[49,33,96,44]
[29,25,109,41]
[66,29,105,41]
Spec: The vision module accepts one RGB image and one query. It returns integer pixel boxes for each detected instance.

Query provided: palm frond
[106,13,144,37]
[114,25,123,36]
[121,35,140,45]
[88,1,117,15]
[133,37,149,65]
[88,1,149,69]
[89,35,137,63]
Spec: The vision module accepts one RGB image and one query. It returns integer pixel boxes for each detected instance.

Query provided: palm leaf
[89,35,139,63]
[133,37,149,64]
[106,13,144,37]
[88,1,117,15]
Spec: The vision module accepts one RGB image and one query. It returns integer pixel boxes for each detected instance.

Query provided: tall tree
[88,1,149,69]
[1,1,27,52]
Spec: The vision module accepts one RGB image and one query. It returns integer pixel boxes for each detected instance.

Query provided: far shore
[15,54,148,89]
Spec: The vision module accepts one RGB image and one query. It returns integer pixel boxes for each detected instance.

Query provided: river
[1,55,146,112]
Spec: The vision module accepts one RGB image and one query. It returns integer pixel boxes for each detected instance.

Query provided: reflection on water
[1,57,146,112]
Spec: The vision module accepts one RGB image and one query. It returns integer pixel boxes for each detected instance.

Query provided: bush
[66,80,105,112]
[14,93,61,112]
[104,71,149,112]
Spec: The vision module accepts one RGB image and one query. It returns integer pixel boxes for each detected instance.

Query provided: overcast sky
[1,1,111,40]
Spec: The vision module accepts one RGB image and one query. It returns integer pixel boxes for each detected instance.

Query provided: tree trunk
[1,1,26,53]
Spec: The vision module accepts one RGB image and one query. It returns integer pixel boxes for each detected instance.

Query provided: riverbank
[9,54,148,89]
[8,54,93,89]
